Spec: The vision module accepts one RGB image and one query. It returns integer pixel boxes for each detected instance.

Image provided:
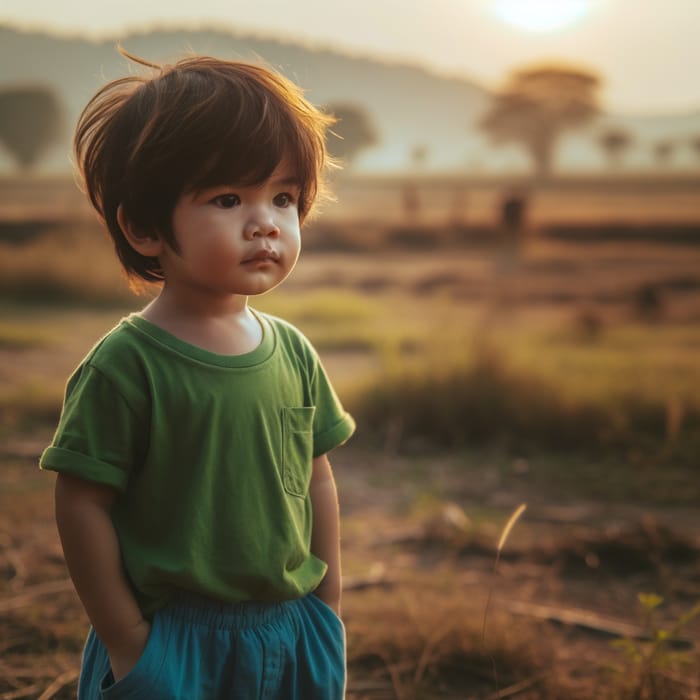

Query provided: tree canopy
[599,126,634,168]
[0,86,63,171]
[323,103,377,167]
[479,65,601,179]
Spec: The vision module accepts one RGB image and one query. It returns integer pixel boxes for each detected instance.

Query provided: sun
[492,0,592,32]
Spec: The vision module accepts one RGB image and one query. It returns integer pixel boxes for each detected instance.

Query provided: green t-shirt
[40,311,355,615]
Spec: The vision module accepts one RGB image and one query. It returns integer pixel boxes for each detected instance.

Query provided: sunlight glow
[492,0,591,32]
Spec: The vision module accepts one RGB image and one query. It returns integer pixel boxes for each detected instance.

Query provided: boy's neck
[147,283,249,319]
[138,288,264,356]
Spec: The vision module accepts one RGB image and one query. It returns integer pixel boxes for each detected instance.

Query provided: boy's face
[161,159,302,299]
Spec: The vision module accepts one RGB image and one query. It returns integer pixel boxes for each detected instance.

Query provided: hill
[0,25,489,173]
[0,24,699,174]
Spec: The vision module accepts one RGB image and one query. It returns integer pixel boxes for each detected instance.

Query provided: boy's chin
[239,278,290,297]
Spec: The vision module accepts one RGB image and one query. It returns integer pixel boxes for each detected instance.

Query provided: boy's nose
[243,211,280,240]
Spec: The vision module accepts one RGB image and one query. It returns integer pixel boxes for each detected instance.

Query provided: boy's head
[75,52,334,282]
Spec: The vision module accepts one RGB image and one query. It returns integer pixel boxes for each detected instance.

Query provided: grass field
[1,178,699,698]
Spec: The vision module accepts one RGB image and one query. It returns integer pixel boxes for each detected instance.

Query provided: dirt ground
[337,446,700,699]
[1,436,699,699]
[1,231,699,697]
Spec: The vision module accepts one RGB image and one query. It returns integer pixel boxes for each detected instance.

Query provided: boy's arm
[309,453,342,615]
[54,473,149,681]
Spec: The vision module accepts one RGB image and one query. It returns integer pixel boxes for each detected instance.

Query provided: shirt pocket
[282,406,316,497]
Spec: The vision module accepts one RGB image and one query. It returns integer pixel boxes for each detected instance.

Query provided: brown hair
[75,51,334,282]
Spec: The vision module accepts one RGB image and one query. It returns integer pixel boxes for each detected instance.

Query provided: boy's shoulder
[78,316,155,376]
[258,311,323,376]
[259,312,316,354]
[61,317,150,401]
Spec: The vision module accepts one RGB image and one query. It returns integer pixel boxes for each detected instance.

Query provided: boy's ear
[117,204,164,257]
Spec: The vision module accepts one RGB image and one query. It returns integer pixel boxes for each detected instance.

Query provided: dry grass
[1,179,700,697]
[0,224,134,306]
[5,445,698,699]
[3,222,700,467]
[345,584,548,699]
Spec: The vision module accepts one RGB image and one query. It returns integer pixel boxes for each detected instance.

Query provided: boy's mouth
[243,249,280,264]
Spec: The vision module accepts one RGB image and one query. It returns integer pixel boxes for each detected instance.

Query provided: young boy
[40,52,355,699]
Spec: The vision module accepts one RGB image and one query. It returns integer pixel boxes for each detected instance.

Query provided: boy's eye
[274,192,297,208]
[213,194,240,208]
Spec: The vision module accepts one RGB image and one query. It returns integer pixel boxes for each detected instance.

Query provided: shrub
[351,351,699,461]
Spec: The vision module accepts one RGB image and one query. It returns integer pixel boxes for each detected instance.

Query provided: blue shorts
[78,594,346,699]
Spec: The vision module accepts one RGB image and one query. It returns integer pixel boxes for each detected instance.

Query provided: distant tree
[479,64,601,179]
[401,145,429,220]
[599,126,634,168]
[324,103,377,166]
[689,136,700,162]
[652,139,675,167]
[410,144,429,170]
[0,86,63,171]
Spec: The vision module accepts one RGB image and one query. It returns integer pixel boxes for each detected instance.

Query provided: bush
[351,351,699,461]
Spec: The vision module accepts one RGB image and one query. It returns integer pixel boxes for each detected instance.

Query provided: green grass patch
[0,322,59,349]
[350,349,700,469]
[508,321,700,407]
[256,289,421,357]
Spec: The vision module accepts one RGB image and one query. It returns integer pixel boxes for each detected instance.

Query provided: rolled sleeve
[39,363,145,489]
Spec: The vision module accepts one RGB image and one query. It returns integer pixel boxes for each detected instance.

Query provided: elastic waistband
[161,592,303,630]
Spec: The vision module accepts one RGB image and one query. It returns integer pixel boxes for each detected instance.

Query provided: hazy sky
[1,0,699,114]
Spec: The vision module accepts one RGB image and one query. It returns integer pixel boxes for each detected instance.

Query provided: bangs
[188,108,294,192]
[166,62,325,211]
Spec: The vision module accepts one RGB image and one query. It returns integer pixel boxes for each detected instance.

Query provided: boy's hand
[107,619,151,682]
